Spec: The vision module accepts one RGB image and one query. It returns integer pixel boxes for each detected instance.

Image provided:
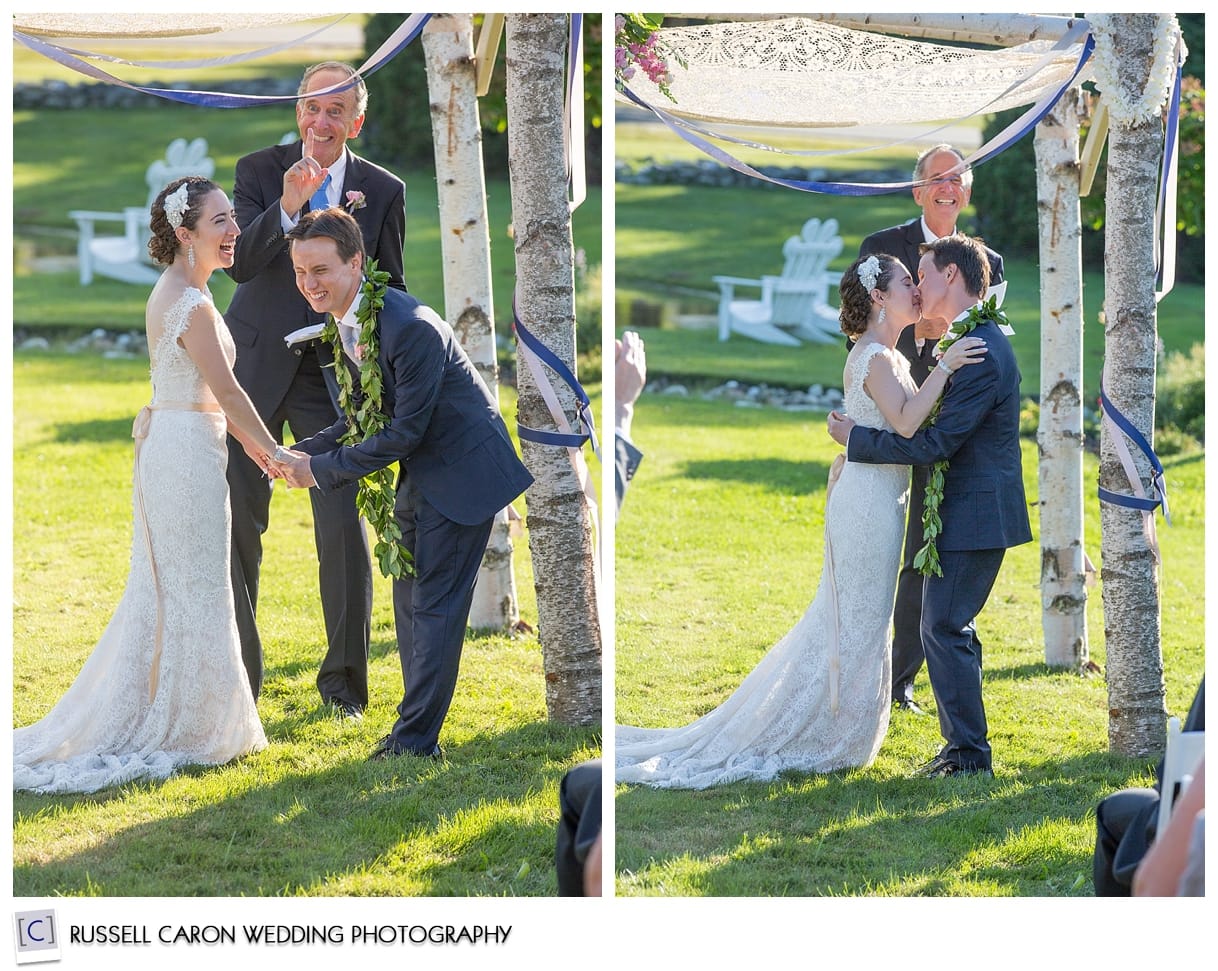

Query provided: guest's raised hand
[281,127,329,217]
[940,335,988,372]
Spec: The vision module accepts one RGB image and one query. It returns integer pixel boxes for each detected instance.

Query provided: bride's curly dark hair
[148,176,222,265]
[838,253,902,337]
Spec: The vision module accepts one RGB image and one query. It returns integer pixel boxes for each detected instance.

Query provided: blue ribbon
[1098,382,1171,523]
[12,14,431,108]
[513,303,598,458]
[617,31,1095,196]
[1155,56,1183,289]
[565,13,586,210]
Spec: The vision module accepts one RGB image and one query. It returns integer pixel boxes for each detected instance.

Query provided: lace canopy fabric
[618,17,1094,127]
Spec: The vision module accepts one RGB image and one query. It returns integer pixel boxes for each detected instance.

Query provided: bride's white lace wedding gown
[14,287,267,794]
[616,342,913,789]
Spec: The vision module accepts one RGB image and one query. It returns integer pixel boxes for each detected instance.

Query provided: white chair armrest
[69,210,130,225]
[712,275,764,289]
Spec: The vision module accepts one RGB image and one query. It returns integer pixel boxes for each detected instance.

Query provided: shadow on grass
[675,457,833,495]
[13,721,598,897]
[261,634,401,693]
[615,749,1146,897]
[47,416,137,445]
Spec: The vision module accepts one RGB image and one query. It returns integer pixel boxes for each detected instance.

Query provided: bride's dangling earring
[187,243,196,269]
[877,306,886,327]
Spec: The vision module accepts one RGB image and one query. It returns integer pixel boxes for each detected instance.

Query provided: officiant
[223,61,407,719]
[855,143,1005,716]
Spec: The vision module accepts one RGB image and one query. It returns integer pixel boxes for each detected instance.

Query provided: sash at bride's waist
[132,400,223,440]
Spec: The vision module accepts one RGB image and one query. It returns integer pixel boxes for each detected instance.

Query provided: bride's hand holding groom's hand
[270,446,317,489]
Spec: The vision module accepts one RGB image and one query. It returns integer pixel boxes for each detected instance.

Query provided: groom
[828,234,1031,776]
[275,208,533,759]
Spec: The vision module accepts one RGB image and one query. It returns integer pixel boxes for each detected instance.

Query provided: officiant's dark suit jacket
[221,140,406,712]
[847,316,1030,770]
[857,219,1006,702]
[226,141,406,417]
[296,286,534,754]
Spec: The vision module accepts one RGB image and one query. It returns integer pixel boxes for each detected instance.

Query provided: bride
[615,253,987,789]
[14,176,281,794]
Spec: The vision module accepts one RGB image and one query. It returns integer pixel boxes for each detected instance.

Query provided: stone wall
[14,77,297,111]
[616,158,907,190]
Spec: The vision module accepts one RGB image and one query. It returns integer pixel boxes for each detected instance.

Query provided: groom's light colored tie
[332,313,361,364]
[309,173,332,213]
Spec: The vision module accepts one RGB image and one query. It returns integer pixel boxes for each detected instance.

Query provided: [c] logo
[13,909,61,965]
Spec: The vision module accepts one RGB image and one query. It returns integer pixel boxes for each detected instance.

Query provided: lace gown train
[14,287,266,794]
[616,342,912,789]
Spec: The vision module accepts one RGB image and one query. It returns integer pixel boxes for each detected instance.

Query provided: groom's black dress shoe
[368,735,444,762]
[325,699,364,721]
[893,698,927,716]
[915,755,993,779]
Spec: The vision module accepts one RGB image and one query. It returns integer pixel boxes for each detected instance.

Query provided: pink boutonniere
[344,190,367,212]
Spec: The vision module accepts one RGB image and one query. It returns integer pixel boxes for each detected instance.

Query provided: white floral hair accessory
[164,183,191,229]
[857,254,881,292]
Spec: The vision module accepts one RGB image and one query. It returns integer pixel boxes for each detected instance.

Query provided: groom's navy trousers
[848,317,1031,772]
[298,288,533,755]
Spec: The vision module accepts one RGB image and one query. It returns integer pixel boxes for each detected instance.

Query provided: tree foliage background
[361,14,602,181]
[974,13,1203,283]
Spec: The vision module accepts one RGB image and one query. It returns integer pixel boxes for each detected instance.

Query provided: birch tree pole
[422,13,520,631]
[505,13,600,725]
[1090,13,1178,757]
[1033,85,1089,670]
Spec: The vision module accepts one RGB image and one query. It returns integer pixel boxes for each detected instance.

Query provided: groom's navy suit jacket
[847,316,1031,552]
[295,287,533,526]
[225,141,406,419]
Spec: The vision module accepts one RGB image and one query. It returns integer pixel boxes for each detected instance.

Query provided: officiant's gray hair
[913,144,973,190]
[299,61,368,117]
[287,208,366,265]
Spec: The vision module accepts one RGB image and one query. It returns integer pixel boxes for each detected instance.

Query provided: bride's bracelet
[937,358,953,376]
[273,445,292,463]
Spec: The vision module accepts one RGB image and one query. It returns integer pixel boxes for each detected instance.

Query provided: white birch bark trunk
[1094,14,1167,757]
[505,13,601,725]
[1033,86,1089,669]
[422,13,520,631]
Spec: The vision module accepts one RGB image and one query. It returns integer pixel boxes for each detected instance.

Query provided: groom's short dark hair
[287,208,366,264]
[919,234,990,299]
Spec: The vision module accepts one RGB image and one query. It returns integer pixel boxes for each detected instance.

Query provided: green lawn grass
[614,393,1203,896]
[12,352,601,896]
[614,122,1202,402]
[14,105,602,337]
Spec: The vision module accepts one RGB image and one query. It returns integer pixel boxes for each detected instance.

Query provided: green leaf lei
[321,259,414,579]
[913,294,1009,578]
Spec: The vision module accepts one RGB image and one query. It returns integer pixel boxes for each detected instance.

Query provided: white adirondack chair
[69,137,216,286]
[713,217,844,346]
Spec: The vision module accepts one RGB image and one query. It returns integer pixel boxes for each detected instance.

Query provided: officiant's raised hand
[827,410,855,447]
[281,127,329,219]
[271,445,317,489]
